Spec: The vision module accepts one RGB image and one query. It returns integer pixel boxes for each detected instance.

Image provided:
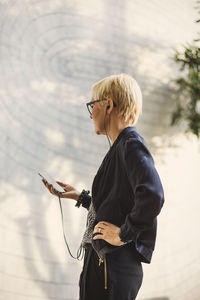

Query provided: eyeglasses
[86,99,107,115]
[86,98,116,115]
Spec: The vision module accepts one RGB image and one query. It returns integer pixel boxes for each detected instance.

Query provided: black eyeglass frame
[86,98,116,115]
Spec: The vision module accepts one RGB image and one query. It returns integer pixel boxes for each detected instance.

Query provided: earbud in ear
[106,105,110,110]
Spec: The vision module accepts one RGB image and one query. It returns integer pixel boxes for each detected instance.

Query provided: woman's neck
[107,119,133,143]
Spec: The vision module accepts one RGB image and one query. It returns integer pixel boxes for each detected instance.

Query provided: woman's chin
[95,129,101,135]
[94,126,103,135]
[94,126,107,135]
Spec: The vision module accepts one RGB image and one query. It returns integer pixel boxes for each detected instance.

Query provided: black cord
[57,108,111,259]
[104,110,111,148]
[58,196,84,261]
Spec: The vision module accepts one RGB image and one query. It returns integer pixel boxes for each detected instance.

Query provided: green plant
[171,1,200,138]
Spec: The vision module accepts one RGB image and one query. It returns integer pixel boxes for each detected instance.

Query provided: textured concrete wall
[0,0,199,299]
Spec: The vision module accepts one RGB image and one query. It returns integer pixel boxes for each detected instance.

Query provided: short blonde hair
[91,73,142,125]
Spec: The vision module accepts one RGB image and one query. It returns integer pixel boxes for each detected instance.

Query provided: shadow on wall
[138,82,186,156]
[0,59,102,296]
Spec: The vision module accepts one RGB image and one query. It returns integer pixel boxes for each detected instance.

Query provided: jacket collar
[111,126,137,148]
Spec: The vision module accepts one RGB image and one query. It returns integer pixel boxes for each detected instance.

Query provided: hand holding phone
[38,172,66,194]
[38,172,80,201]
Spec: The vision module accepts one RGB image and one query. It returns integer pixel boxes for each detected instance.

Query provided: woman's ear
[106,98,113,114]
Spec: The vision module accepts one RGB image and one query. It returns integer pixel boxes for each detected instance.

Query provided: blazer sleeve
[119,138,165,243]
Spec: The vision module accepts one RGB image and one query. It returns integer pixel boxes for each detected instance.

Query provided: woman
[42,74,165,300]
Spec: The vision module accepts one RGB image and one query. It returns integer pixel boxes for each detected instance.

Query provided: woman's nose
[90,114,93,119]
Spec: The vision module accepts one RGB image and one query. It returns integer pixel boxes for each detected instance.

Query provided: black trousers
[79,243,143,300]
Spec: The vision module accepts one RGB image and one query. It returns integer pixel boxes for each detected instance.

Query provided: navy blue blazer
[82,126,164,264]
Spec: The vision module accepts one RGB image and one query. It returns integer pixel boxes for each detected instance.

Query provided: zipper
[92,244,108,290]
[98,255,107,290]
[91,198,107,290]
[104,256,108,289]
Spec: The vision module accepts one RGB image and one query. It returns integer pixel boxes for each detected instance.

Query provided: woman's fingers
[48,184,57,195]
[56,181,72,191]
[97,221,109,226]
[41,179,78,199]
[94,222,109,230]
[42,180,58,195]
[56,181,68,191]
[42,180,50,189]
[56,181,65,186]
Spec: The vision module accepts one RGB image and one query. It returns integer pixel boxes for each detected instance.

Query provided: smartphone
[38,171,66,193]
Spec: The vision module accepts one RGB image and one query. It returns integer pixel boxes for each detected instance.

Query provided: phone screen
[38,171,65,193]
